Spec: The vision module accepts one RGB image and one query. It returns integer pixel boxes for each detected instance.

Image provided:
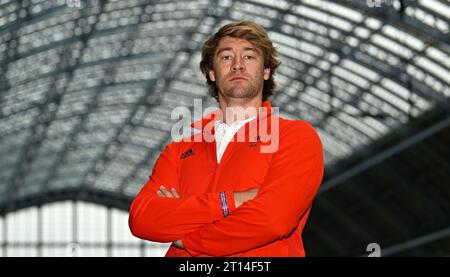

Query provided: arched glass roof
[0,200,171,256]
[0,0,449,256]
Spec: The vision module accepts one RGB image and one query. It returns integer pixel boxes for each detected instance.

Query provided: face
[209,36,271,101]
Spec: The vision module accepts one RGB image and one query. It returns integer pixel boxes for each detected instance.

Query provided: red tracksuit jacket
[129,101,324,256]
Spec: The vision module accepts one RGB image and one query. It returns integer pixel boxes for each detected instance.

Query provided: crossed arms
[155,185,259,249]
[128,121,324,256]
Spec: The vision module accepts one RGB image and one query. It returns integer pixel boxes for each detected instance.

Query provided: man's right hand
[233,188,259,208]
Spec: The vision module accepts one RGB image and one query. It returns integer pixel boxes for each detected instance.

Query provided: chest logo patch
[180,149,195,159]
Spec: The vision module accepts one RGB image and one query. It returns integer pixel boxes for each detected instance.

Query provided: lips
[229,76,247,81]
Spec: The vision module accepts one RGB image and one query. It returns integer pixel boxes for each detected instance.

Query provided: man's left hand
[157,186,180,198]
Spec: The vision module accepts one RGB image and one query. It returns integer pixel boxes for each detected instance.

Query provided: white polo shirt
[214,116,256,163]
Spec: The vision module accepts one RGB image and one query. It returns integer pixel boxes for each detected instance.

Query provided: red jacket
[129,101,324,256]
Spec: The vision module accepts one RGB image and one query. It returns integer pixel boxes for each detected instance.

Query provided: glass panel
[77,202,107,243]
[145,241,171,257]
[42,246,72,257]
[6,246,37,257]
[112,247,140,257]
[43,201,72,242]
[0,216,3,243]
[77,246,107,257]
[112,209,140,243]
[6,207,37,242]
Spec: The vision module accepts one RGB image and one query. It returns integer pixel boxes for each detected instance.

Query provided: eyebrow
[216,47,259,56]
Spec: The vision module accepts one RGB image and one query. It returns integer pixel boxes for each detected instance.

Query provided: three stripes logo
[180,149,195,159]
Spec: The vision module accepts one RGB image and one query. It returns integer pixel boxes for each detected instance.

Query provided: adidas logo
[180,149,195,159]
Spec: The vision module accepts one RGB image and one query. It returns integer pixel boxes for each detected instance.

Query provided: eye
[244,55,255,60]
[221,55,232,61]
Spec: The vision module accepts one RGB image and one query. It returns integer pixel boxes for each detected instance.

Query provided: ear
[263,68,271,81]
[209,70,216,82]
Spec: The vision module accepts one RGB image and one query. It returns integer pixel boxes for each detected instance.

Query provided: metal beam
[258,3,418,148]
[255,0,450,136]
[116,1,231,194]
[86,6,215,196]
[0,187,133,216]
[5,0,73,214]
[37,0,108,198]
[379,227,450,256]
[319,114,450,195]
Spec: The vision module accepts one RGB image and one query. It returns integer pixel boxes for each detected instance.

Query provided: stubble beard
[224,82,258,99]
[221,71,266,100]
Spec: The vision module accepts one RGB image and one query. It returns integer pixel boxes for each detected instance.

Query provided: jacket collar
[190,100,273,134]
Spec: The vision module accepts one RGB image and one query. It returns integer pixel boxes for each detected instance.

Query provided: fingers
[159,186,173,197]
[157,186,180,198]
[171,188,180,198]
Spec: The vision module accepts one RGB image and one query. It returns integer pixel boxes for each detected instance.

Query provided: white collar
[215,116,257,130]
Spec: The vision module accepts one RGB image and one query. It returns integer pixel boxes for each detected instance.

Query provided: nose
[231,57,245,72]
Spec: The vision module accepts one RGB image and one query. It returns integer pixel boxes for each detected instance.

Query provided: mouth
[229,76,247,81]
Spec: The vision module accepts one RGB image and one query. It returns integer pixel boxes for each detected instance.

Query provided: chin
[225,88,257,99]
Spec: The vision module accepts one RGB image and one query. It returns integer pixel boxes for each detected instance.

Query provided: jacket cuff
[219,191,237,218]
[220,191,229,217]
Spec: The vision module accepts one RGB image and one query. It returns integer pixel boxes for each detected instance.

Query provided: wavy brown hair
[200,21,281,102]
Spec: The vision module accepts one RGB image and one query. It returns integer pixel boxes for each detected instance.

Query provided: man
[129,21,324,257]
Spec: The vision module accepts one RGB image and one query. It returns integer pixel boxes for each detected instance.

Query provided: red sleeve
[128,142,236,243]
[182,121,324,256]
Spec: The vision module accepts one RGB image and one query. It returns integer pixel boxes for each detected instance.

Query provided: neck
[218,95,262,125]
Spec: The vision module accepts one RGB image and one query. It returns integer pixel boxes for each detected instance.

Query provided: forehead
[215,36,259,54]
